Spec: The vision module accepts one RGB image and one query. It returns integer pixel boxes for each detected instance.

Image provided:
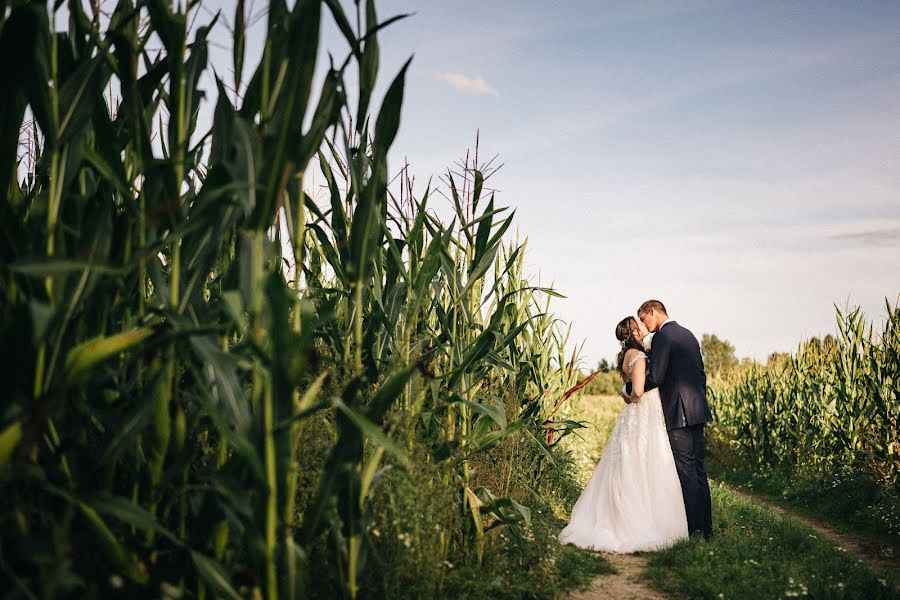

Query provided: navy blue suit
[645,321,713,538]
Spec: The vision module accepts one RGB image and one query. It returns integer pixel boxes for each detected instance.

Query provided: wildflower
[109,575,124,589]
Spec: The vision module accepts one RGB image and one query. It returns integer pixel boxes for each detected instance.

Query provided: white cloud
[436,72,500,97]
[832,228,900,246]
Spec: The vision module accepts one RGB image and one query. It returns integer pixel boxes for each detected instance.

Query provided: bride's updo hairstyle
[615,317,644,378]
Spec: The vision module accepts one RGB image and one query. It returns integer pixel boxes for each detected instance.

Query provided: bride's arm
[629,356,648,402]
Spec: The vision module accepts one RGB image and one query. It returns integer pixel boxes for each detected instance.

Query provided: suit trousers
[667,423,713,538]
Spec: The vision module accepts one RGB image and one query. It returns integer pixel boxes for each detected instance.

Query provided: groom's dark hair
[638,299,667,316]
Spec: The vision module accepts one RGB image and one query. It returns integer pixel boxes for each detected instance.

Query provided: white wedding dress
[558,352,688,553]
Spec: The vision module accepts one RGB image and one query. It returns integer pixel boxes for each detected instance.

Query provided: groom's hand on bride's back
[621,382,633,403]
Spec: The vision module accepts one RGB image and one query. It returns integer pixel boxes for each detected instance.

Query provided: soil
[568,553,665,600]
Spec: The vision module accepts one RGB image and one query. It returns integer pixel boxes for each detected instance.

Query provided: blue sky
[355,1,900,366]
[164,1,900,366]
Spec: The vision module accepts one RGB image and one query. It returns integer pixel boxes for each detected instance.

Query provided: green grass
[436,510,616,600]
[706,428,900,556]
[644,482,897,599]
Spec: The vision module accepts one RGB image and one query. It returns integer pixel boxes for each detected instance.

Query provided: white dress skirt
[558,360,688,553]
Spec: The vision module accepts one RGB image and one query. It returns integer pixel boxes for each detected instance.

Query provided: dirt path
[725,484,899,576]
[568,553,664,600]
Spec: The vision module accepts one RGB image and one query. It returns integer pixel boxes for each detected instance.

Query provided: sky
[69,0,899,368]
[349,0,900,367]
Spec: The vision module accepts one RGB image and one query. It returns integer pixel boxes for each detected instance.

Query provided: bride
[558,316,688,553]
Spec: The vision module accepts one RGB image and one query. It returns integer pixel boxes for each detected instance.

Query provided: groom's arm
[648,330,671,387]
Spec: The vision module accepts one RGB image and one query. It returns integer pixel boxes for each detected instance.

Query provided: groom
[624,299,713,539]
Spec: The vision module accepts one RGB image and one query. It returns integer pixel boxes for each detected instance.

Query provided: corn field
[708,301,900,485]
[0,1,588,598]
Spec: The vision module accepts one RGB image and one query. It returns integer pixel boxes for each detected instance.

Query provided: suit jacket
[644,321,712,431]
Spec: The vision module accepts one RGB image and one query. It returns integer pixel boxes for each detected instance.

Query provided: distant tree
[597,358,610,373]
[701,333,738,376]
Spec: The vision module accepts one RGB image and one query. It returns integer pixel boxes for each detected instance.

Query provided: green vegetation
[0,1,607,598]
[706,456,900,555]
[577,366,622,397]
[645,483,896,599]
[1,0,894,597]
[706,302,900,552]
[709,303,898,481]
[701,333,738,376]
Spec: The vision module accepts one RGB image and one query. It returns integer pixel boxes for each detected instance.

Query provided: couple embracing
[559,300,713,552]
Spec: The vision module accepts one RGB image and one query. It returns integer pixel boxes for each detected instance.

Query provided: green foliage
[0,1,593,597]
[708,302,899,484]
[332,422,613,599]
[645,483,896,599]
[701,333,738,376]
[707,302,900,563]
[707,450,900,550]
[578,370,622,396]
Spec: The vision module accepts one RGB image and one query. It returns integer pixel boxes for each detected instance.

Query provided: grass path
[725,484,899,577]
[561,395,897,599]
